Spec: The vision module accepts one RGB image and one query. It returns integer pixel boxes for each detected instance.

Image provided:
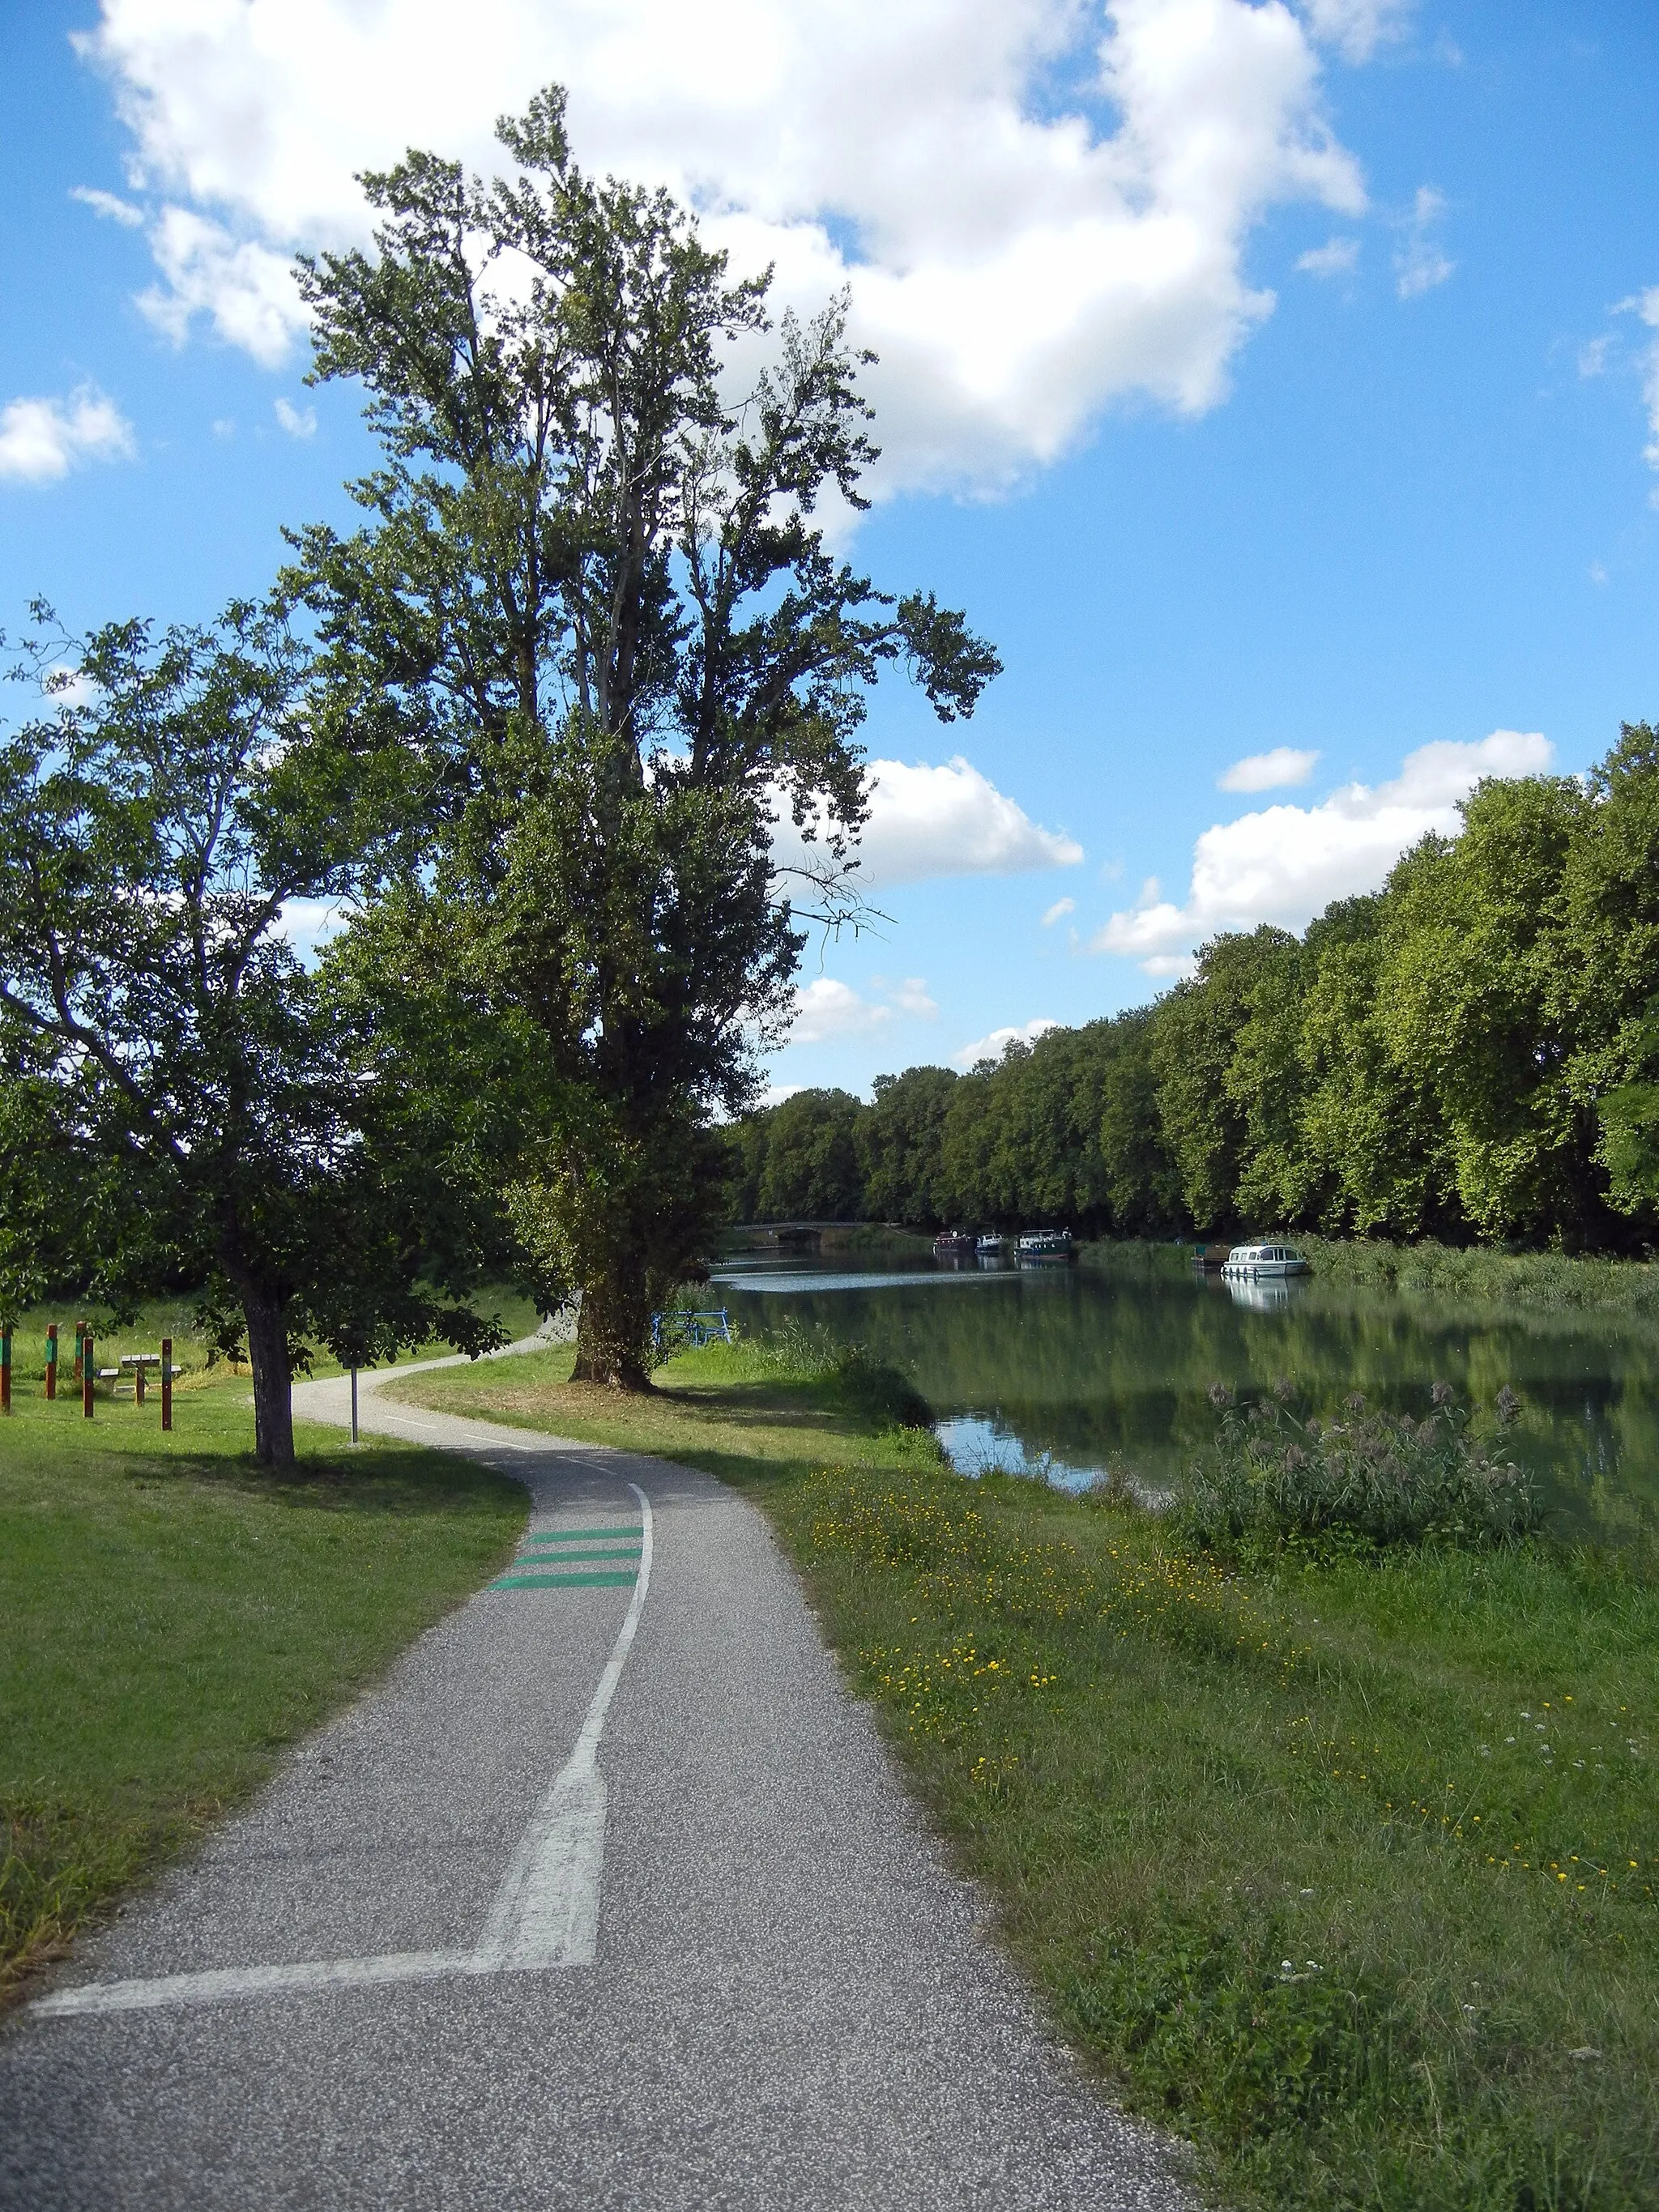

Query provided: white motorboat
[975,1233,1009,1255]
[1220,1241,1310,1280]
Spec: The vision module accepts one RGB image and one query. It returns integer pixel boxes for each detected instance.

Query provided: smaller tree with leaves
[0,602,518,1465]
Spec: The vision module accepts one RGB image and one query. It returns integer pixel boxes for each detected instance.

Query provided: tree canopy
[0,603,516,1463]
[289,85,999,1384]
[726,726,1659,1252]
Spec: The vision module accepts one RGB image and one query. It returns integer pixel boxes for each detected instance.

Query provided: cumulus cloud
[1218,744,1320,792]
[0,386,136,484]
[1094,729,1554,970]
[772,756,1081,891]
[1394,184,1453,300]
[1296,235,1358,278]
[1041,895,1076,926]
[1618,287,1659,483]
[273,396,317,438]
[953,1016,1059,1068]
[1299,0,1413,63]
[788,974,937,1043]
[71,185,144,226]
[136,207,305,365]
[81,0,1374,495]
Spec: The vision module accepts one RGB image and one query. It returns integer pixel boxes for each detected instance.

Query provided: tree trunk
[570,1254,652,1390]
[242,1289,296,1467]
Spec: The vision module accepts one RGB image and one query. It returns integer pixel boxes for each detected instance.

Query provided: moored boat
[1017,1228,1074,1260]
[975,1233,1009,1255]
[933,1229,976,1256]
[1219,1241,1310,1280]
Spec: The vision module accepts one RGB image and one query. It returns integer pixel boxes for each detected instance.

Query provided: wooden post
[45,1323,57,1400]
[161,1338,172,1432]
[73,1320,85,1383]
[83,1332,94,1419]
[134,1359,147,1407]
[1,1328,10,1415]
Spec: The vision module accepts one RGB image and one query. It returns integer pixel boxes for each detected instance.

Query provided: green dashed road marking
[488,1522,646,1591]
[490,1570,639,1589]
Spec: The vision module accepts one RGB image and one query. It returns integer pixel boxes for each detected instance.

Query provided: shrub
[1171,1383,1542,1555]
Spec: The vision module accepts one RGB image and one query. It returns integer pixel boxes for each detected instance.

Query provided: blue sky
[4,1,1658,1096]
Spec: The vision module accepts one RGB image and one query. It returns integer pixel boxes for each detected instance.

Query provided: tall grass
[1299,1237,1659,1319]
[1172,1384,1544,1556]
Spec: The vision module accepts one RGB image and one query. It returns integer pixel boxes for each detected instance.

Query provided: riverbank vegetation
[399,1333,1659,2210]
[0,1375,523,2005]
[726,722,1659,1259]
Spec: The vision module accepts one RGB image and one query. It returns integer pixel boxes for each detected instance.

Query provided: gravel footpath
[0,1355,1194,2210]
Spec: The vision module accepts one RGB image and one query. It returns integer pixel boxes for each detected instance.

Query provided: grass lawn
[0,1366,526,2005]
[396,1334,1659,2212]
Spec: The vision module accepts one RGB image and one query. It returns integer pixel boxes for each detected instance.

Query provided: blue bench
[650,1309,733,1351]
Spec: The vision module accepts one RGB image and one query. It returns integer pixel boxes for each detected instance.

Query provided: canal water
[710,1247,1659,1541]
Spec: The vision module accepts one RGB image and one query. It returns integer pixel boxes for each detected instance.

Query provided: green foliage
[1172,1384,1544,1555]
[858,1065,959,1225]
[0,603,512,1464]
[289,86,996,1384]
[725,721,1659,1255]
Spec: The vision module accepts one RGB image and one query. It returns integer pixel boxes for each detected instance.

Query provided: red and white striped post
[160,1338,173,1432]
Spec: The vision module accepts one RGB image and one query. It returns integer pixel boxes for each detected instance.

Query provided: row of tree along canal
[724,727,1659,1257]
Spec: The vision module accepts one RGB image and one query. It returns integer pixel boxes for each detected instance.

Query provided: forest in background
[724,723,1659,1252]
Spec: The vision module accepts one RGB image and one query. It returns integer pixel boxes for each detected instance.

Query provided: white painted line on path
[29,1951,482,2019]
[27,1483,655,2021]
[475,1481,653,1971]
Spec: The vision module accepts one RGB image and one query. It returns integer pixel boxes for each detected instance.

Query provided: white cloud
[1618,287,1659,479]
[788,973,936,1042]
[1095,728,1554,969]
[1299,0,1413,63]
[137,207,305,366]
[82,0,1373,495]
[872,975,940,1016]
[0,386,136,484]
[71,185,144,227]
[275,897,352,965]
[1295,235,1358,278]
[953,1016,1059,1068]
[1578,334,1611,379]
[773,755,1081,890]
[274,396,317,439]
[1394,184,1453,300]
[1218,744,1320,792]
[1041,895,1076,926]
[1589,560,1609,586]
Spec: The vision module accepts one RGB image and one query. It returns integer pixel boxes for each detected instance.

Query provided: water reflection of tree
[725,1273,1659,1533]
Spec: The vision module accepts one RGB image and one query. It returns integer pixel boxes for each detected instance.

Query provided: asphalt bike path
[0,1348,1192,2210]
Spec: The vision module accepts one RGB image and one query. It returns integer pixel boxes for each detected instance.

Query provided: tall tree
[292,87,998,1387]
[0,603,511,1464]
[858,1065,957,1225]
